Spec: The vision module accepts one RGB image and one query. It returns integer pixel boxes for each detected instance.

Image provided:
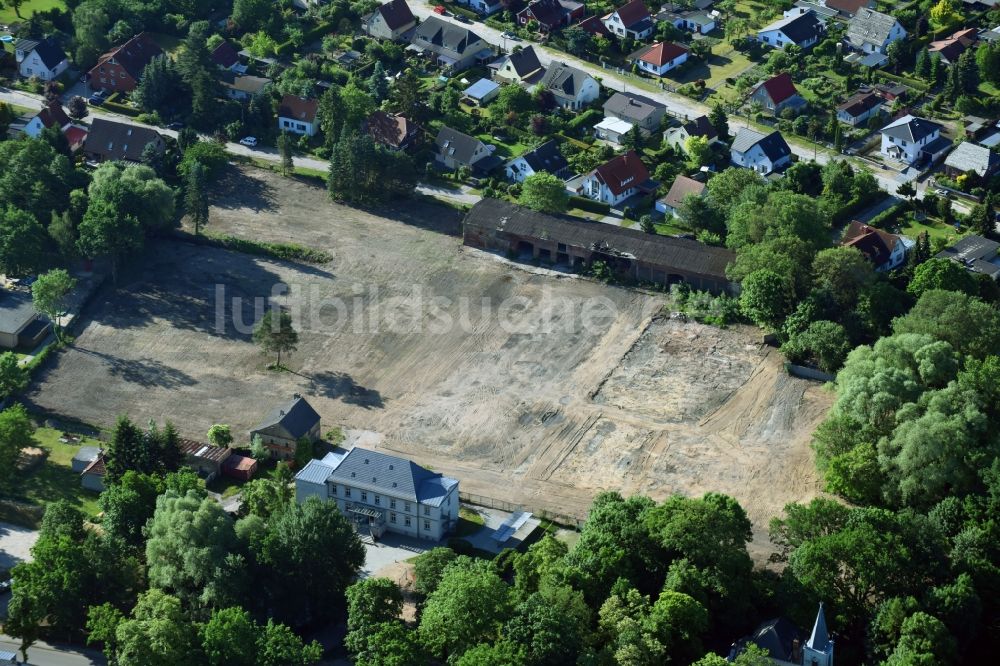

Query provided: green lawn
[453,506,486,538]
[897,215,968,245]
[655,219,690,236]
[19,427,103,519]
[0,0,64,25]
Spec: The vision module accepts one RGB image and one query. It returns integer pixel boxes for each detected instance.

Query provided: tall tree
[114,590,202,666]
[277,132,293,176]
[184,161,209,235]
[0,404,35,490]
[708,103,729,139]
[76,200,144,285]
[252,497,365,625]
[145,490,243,610]
[419,561,512,659]
[519,173,569,214]
[0,352,28,401]
[31,269,77,342]
[252,310,298,368]
[0,207,47,277]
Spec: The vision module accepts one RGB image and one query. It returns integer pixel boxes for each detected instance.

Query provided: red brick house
[88,33,163,94]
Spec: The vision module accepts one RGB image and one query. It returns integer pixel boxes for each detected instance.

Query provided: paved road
[0,636,105,666]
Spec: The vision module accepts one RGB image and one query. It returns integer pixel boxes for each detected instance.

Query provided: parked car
[455,14,472,23]
[934,188,949,197]
[501,31,520,41]
[433,5,447,14]
[239,136,258,147]
[87,90,107,105]
[165,121,184,130]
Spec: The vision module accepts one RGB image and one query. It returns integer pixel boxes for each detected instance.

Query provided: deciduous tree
[252,310,299,369]
[519,172,569,214]
[31,269,77,342]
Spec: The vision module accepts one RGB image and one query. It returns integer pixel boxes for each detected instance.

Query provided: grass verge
[175,230,333,264]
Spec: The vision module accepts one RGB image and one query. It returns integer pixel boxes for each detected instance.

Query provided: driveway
[0,522,38,571]
[360,532,430,578]
[0,635,106,666]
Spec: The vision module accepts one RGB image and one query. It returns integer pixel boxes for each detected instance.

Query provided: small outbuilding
[462,78,501,106]
[222,454,258,481]
[180,439,233,482]
[80,454,107,492]
[71,446,102,473]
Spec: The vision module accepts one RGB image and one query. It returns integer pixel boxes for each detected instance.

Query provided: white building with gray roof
[845,8,905,54]
[295,443,460,541]
[730,128,792,174]
[880,115,950,166]
[538,61,600,110]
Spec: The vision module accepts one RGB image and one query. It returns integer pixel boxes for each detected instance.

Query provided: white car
[239,136,258,148]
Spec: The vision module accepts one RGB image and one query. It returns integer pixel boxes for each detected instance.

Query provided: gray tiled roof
[512,140,570,178]
[944,141,999,176]
[326,447,459,506]
[731,128,790,161]
[539,61,593,102]
[296,458,337,485]
[413,16,484,55]
[847,9,899,46]
[759,11,823,45]
[880,114,941,143]
[603,91,665,123]
[436,126,487,166]
[251,395,321,440]
[730,127,766,153]
[0,289,42,336]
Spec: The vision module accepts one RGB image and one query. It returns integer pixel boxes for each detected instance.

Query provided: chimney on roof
[293,393,301,399]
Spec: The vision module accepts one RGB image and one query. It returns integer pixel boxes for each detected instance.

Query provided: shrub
[569,196,611,214]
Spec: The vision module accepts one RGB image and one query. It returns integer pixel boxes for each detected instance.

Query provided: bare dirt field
[30,166,831,556]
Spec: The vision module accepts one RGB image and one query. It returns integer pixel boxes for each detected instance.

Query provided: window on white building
[361,491,368,502]
[345,488,351,498]
[405,516,412,527]
[405,502,411,512]
[424,506,430,515]
[424,521,431,531]
[390,512,397,523]
[390,499,396,509]
[375,495,381,505]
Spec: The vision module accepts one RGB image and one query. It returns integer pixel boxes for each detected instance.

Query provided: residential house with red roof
[750,73,806,115]
[210,40,246,73]
[841,220,913,271]
[517,0,586,33]
[577,150,654,206]
[603,0,655,40]
[364,111,420,151]
[631,42,689,76]
[24,101,90,153]
[928,28,978,64]
[88,33,163,94]
[577,15,611,37]
[279,95,320,137]
[363,0,418,40]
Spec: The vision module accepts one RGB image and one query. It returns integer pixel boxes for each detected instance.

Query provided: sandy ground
[30,167,831,557]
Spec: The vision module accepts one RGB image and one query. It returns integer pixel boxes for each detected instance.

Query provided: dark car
[88,91,107,105]
[165,122,185,130]
[455,15,472,23]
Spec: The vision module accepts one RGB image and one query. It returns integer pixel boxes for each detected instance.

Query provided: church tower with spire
[802,602,834,666]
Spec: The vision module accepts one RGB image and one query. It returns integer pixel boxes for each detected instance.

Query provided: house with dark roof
[879,115,950,166]
[462,78,501,106]
[604,92,666,134]
[363,0,417,40]
[364,110,419,151]
[577,150,654,206]
[0,289,50,350]
[83,118,164,164]
[180,439,234,482]
[463,198,737,293]
[944,141,1000,181]
[730,128,792,174]
[14,37,68,81]
[491,45,545,84]
[631,41,689,76]
[88,33,163,94]
[505,140,571,182]
[664,114,722,151]
[210,40,245,73]
[435,126,502,173]
[517,0,585,32]
[250,394,322,461]
[730,604,833,666]
[603,0,655,39]
[750,73,806,115]
[845,8,905,54]
[821,0,872,16]
[756,10,824,49]
[656,175,707,216]
[411,17,492,72]
[928,28,978,64]
[578,15,612,37]
[539,61,600,110]
[71,447,102,473]
[295,443,460,541]
[278,95,319,136]
[841,220,913,271]
[936,234,1000,281]
[836,89,884,126]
